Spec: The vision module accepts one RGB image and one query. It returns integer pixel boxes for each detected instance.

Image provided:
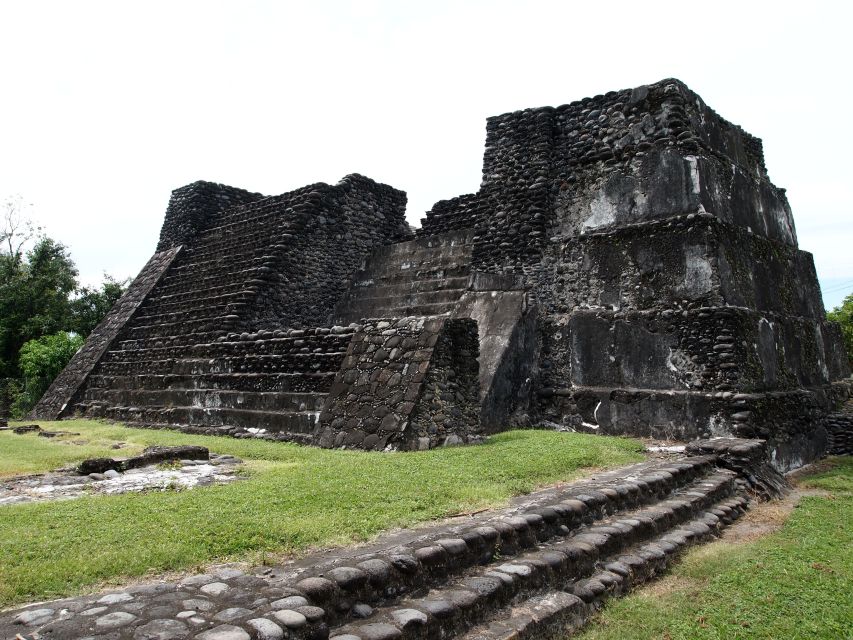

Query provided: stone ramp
[1,439,783,640]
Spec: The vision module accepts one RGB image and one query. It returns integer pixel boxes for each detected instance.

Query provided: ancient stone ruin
[32,78,851,469]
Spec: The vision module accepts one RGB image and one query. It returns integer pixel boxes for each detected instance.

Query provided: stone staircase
[67,224,480,443]
[334,229,475,324]
[2,442,782,640]
[318,454,751,640]
[74,327,357,443]
[67,190,348,440]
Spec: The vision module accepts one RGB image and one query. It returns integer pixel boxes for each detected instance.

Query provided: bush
[12,331,83,416]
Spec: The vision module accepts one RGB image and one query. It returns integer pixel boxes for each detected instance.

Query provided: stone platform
[1,439,785,640]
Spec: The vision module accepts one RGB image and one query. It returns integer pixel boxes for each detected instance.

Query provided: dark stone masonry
[31,78,851,468]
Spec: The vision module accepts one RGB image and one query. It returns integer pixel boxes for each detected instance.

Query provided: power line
[823,286,852,296]
[821,279,853,294]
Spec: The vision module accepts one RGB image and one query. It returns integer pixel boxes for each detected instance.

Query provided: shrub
[827,293,853,368]
[12,331,83,416]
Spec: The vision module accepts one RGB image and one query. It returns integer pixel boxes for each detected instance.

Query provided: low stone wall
[315,317,480,450]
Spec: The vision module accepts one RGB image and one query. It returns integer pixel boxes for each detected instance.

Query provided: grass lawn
[0,419,644,608]
[577,457,853,640]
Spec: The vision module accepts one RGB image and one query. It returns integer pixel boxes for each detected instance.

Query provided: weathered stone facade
[32,79,851,465]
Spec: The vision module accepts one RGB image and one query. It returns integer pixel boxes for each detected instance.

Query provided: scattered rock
[247,617,284,640]
[13,608,54,626]
[196,625,251,640]
[12,425,41,434]
[95,611,137,629]
[133,618,188,640]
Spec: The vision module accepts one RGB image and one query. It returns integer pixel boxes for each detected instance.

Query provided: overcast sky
[1,0,851,309]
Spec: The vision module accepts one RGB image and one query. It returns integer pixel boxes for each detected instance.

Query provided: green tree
[1,197,129,416]
[827,293,853,367]
[0,237,77,379]
[13,331,84,415]
[69,274,129,337]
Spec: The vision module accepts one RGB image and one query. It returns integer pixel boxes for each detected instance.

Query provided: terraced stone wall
[418,78,793,274]
[249,174,411,330]
[157,181,265,251]
[33,77,851,464]
[417,78,850,467]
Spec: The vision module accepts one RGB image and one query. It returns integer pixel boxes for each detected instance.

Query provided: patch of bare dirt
[719,491,800,543]
[642,574,701,598]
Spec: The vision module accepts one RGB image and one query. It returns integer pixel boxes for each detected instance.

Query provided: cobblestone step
[94,353,347,377]
[458,498,748,640]
[333,495,746,640]
[308,466,734,628]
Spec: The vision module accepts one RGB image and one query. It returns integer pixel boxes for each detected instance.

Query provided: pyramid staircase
[71,195,355,442]
[71,224,480,442]
[335,229,475,324]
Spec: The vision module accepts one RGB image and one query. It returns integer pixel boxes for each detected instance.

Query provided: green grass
[0,419,643,607]
[578,457,853,640]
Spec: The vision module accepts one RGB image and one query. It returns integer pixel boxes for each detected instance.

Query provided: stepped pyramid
[33,79,850,469]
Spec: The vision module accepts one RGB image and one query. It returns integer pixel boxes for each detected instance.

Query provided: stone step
[365,230,475,260]
[115,332,228,351]
[244,457,715,612]
[458,497,749,640]
[332,492,747,640]
[342,291,469,322]
[160,251,271,277]
[0,448,774,640]
[144,281,258,307]
[80,388,327,413]
[348,288,468,308]
[83,403,322,436]
[114,327,359,353]
[125,317,224,340]
[365,254,472,274]
[334,231,474,325]
[86,371,337,393]
[94,353,346,377]
[130,304,233,327]
[344,302,459,320]
[289,464,732,628]
[150,273,263,301]
[347,276,471,298]
[141,292,257,316]
[103,336,351,363]
[350,266,473,287]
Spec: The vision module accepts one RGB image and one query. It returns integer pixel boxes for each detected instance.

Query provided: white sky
[1,0,851,309]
